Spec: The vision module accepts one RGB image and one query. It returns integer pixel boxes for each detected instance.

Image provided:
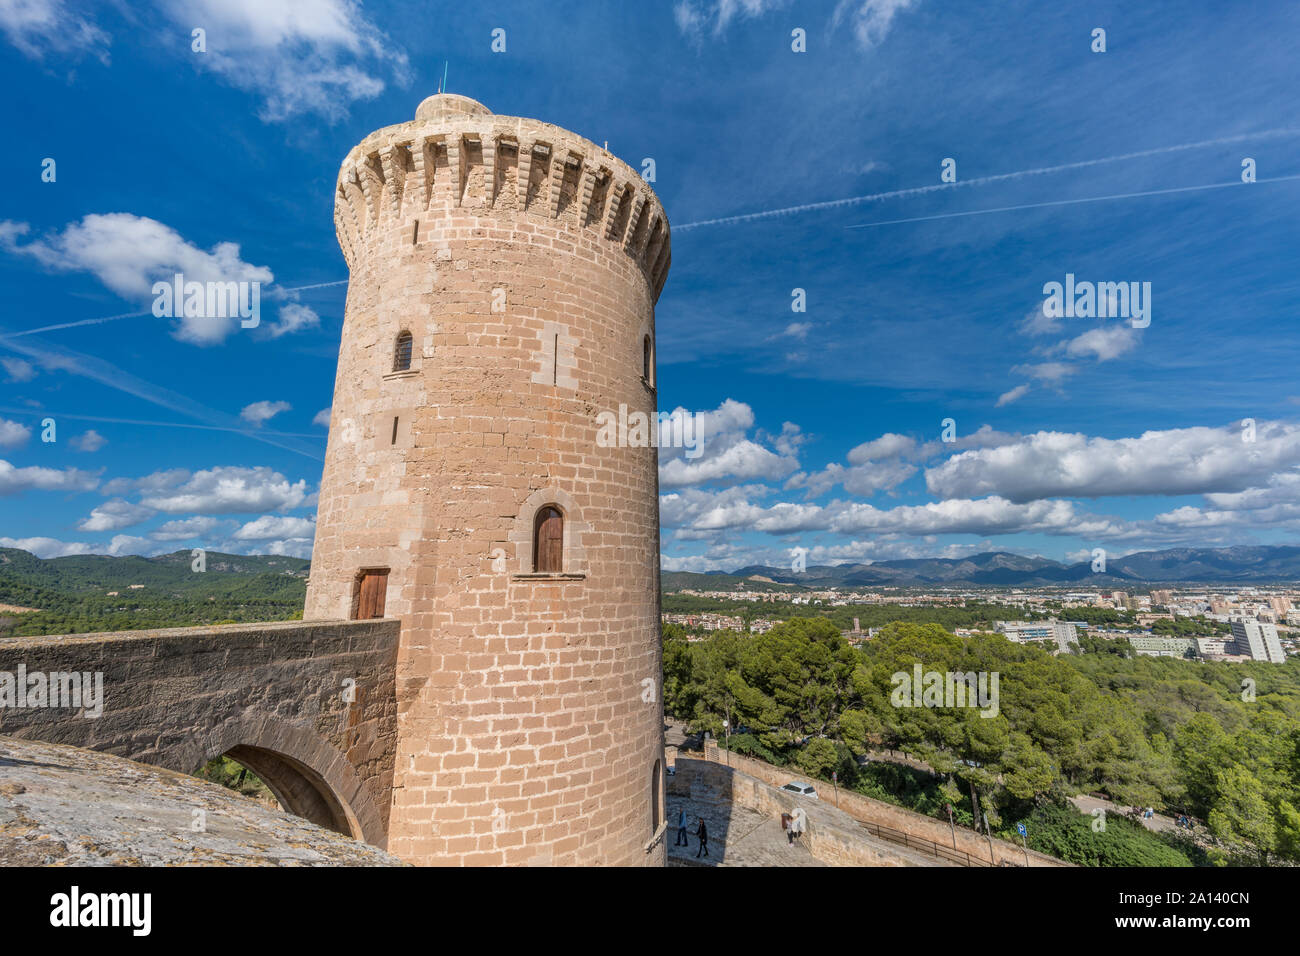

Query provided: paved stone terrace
[666,792,825,867]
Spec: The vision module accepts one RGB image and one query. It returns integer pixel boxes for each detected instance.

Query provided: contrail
[673,128,1300,231]
[0,278,348,341]
[0,332,324,462]
[0,406,324,439]
[843,174,1300,230]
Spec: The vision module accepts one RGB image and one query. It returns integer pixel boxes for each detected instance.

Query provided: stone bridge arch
[0,619,399,850]
[196,716,387,845]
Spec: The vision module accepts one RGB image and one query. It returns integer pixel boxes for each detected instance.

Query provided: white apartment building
[1230,620,1286,664]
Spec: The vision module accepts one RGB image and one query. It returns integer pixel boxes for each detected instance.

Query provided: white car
[779,781,818,800]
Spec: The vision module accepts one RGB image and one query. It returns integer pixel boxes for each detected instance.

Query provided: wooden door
[355,569,388,619]
[534,507,563,573]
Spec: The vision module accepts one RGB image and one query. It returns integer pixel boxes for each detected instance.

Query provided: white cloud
[1013,361,1076,384]
[158,0,410,122]
[0,459,98,495]
[673,0,789,41]
[0,419,31,448]
[996,383,1031,407]
[107,534,151,556]
[150,516,223,541]
[926,421,1300,502]
[240,400,291,426]
[1018,305,1062,337]
[71,429,107,452]
[0,213,273,345]
[0,535,96,558]
[312,407,332,427]
[262,302,320,338]
[233,514,316,540]
[660,439,799,487]
[1,357,36,382]
[829,496,1121,538]
[77,498,154,532]
[847,432,915,464]
[787,459,915,498]
[658,399,801,487]
[782,322,811,340]
[137,465,310,514]
[256,536,315,559]
[1062,324,1140,362]
[830,0,920,48]
[0,0,109,62]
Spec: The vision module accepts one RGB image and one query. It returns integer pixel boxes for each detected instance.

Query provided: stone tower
[304,93,671,866]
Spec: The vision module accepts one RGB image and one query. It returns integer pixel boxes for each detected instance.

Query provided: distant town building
[1230,620,1286,663]
[1197,637,1231,657]
[1128,635,1195,658]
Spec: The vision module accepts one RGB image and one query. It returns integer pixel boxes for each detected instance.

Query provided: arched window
[393,331,413,372]
[533,506,563,573]
[642,335,652,384]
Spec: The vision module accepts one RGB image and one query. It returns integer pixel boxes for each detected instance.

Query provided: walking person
[675,807,689,847]
[695,817,709,858]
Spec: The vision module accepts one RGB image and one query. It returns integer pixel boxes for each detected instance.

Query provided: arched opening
[393,330,414,371]
[196,744,361,839]
[533,505,564,573]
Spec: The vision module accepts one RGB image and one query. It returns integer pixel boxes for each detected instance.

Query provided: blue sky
[1,0,1298,570]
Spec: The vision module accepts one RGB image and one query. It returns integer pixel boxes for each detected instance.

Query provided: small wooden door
[534,507,564,573]
[355,570,388,619]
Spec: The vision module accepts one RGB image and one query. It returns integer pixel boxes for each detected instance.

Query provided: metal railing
[855,818,1015,867]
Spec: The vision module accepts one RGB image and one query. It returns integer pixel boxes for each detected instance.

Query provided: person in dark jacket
[675,808,689,846]
[695,818,709,858]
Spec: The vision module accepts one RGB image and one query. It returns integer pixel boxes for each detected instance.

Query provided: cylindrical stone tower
[305,93,670,866]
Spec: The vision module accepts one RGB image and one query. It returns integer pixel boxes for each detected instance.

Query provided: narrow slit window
[643,335,652,383]
[391,416,399,445]
[393,331,413,372]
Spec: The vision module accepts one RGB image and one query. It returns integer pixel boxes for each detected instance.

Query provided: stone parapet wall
[0,619,399,848]
[696,745,1069,867]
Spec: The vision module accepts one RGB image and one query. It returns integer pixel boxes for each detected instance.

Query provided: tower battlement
[334,95,671,301]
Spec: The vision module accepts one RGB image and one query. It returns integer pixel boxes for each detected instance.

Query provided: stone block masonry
[0,619,399,849]
[305,92,671,866]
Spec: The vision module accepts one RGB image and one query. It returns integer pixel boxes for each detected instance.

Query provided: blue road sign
[1016,822,1027,837]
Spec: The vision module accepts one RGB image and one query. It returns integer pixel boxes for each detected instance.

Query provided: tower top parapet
[333,92,671,301]
[414,93,492,122]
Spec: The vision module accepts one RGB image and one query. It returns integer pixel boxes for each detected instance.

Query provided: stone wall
[0,736,405,866]
[696,744,1068,867]
[0,619,399,849]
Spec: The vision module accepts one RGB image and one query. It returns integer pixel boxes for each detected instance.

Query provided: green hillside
[0,548,309,637]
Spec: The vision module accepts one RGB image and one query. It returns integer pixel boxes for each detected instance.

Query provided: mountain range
[662,546,1300,590]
